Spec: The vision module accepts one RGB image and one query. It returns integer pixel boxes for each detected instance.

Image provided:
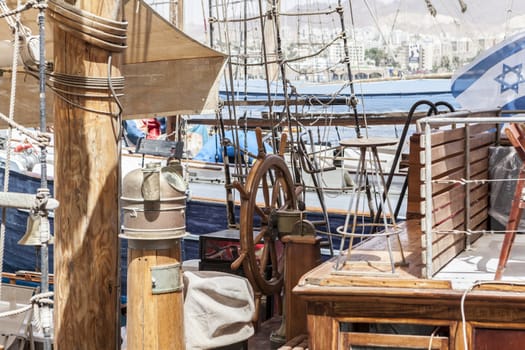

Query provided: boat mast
[170,0,184,28]
[338,0,361,138]
[36,3,52,350]
[53,1,124,348]
[263,0,278,82]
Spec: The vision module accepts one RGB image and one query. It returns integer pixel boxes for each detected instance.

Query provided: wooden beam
[189,112,430,128]
[53,2,121,349]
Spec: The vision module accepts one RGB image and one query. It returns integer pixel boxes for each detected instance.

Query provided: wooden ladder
[495,123,525,280]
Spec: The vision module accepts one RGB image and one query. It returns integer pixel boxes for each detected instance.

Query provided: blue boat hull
[1,168,375,297]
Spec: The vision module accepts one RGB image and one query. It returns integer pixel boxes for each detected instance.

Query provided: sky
[149,1,525,43]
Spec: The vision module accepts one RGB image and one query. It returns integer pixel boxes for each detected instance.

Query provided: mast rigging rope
[0,0,22,303]
[0,0,36,36]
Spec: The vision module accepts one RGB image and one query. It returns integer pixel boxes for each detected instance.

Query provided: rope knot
[348,95,359,108]
[32,0,48,10]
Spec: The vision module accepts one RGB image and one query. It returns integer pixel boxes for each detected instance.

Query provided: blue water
[220,78,460,114]
[196,78,461,153]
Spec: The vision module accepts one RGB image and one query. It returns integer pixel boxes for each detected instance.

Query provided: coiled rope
[47,0,127,52]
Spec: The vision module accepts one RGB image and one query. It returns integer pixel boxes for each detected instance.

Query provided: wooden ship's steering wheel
[231,128,298,296]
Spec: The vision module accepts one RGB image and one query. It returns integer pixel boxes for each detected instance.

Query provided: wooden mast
[53,1,122,348]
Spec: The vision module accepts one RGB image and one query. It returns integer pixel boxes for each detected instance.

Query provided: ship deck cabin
[288,109,525,350]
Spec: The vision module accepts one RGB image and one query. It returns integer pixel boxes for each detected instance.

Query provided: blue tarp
[193,130,270,163]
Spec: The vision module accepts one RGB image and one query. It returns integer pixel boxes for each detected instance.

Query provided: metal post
[464,125,471,250]
[424,120,433,278]
[37,2,52,349]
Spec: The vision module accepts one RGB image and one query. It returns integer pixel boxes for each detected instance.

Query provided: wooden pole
[283,236,321,341]
[53,2,122,349]
[127,243,185,349]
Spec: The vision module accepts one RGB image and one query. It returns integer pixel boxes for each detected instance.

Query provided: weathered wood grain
[53,2,121,348]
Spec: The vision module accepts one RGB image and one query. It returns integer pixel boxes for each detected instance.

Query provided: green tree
[365,48,388,66]
[452,56,460,69]
[440,56,450,70]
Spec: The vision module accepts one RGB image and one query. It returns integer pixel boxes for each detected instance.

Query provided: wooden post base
[126,240,185,350]
[282,235,322,342]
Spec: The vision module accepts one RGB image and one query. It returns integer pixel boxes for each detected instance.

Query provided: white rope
[0,0,35,36]
[0,112,51,147]
[427,327,439,350]
[0,0,23,302]
[460,281,525,350]
[432,177,525,185]
[0,291,53,319]
[433,229,522,235]
[0,1,16,28]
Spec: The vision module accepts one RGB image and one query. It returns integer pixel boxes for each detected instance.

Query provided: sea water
[215,78,460,145]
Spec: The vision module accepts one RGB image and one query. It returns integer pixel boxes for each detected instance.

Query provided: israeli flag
[451,31,525,111]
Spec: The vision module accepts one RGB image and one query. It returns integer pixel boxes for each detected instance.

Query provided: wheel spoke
[271,175,282,208]
[253,227,267,245]
[237,154,294,297]
[259,242,269,275]
[262,172,270,208]
[276,177,292,211]
[254,205,268,223]
[269,240,280,279]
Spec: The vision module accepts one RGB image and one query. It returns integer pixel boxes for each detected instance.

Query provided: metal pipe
[337,1,361,138]
[418,114,525,126]
[37,2,52,349]
[424,120,433,278]
[374,100,437,227]
[464,126,471,250]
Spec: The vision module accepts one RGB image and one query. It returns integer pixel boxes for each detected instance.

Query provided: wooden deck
[247,316,283,350]
[293,221,525,350]
[286,111,525,349]
[299,220,525,289]
[434,233,525,289]
[302,219,525,290]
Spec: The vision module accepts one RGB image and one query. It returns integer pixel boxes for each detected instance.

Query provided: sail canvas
[0,0,226,126]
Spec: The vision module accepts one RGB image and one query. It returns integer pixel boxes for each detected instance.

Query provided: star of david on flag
[451,31,525,111]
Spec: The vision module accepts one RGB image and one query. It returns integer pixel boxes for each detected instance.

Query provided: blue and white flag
[451,31,525,111]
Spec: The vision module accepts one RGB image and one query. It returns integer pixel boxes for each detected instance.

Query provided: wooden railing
[407,109,500,277]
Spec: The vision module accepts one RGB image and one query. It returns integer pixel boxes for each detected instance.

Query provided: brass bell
[18,212,54,246]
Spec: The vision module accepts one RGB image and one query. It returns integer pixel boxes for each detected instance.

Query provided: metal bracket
[150,263,182,294]
[135,138,184,159]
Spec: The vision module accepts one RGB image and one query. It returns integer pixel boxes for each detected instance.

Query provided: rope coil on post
[47,0,127,52]
[0,291,53,319]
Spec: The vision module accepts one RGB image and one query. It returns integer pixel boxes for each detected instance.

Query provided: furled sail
[0,0,226,126]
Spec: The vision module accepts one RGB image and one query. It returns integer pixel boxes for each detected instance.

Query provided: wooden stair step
[278,334,309,350]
